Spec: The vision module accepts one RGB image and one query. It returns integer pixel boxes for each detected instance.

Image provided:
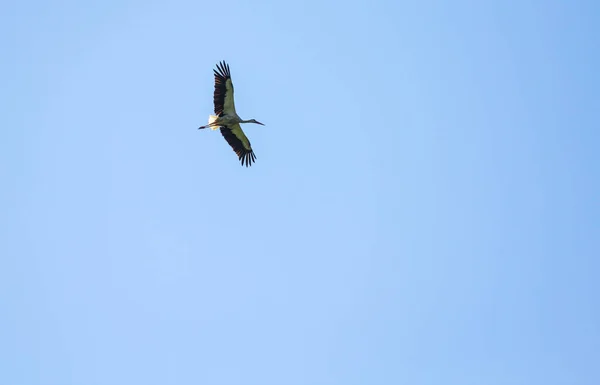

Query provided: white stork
[198,61,264,167]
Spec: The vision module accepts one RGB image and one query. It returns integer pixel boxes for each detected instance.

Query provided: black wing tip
[214,60,231,79]
[239,151,257,167]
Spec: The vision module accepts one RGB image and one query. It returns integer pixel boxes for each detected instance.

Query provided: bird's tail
[208,115,219,130]
[199,115,219,130]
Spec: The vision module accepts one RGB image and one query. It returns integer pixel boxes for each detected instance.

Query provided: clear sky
[2,0,599,384]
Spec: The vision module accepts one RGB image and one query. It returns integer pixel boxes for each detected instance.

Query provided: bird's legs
[199,114,223,130]
[198,122,220,130]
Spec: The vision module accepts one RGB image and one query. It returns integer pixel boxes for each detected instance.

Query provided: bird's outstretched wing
[213,61,236,116]
[220,123,256,167]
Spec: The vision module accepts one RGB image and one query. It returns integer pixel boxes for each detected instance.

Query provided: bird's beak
[256,121,265,126]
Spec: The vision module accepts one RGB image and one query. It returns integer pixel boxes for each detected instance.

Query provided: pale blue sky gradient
[2,0,599,384]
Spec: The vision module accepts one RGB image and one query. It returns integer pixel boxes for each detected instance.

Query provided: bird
[198,61,264,167]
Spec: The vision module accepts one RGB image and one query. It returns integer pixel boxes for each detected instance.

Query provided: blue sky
[2,0,599,384]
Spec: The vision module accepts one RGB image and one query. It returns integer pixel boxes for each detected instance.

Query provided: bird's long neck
[240,119,253,123]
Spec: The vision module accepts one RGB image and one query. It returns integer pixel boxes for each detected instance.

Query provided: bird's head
[250,119,265,126]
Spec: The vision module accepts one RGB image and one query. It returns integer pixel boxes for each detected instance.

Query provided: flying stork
[198,61,264,167]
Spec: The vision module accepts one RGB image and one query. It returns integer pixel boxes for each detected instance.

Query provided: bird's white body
[206,113,241,130]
